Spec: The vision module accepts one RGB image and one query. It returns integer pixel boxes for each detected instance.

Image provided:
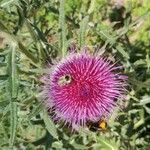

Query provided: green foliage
[0,0,150,149]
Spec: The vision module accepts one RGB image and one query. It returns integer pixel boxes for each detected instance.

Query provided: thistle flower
[42,51,127,129]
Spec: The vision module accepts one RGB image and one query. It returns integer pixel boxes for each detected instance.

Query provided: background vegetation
[0,0,150,149]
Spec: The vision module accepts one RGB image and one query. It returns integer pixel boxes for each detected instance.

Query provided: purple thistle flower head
[42,51,127,129]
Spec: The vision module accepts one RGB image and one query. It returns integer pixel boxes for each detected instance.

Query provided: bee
[88,117,107,132]
[58,74,72,86]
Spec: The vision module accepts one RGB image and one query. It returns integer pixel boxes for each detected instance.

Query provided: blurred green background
[0,0,150,149]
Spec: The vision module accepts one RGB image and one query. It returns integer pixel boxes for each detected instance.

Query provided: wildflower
[42,50,127,129]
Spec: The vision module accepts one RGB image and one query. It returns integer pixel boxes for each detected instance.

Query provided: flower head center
[79,82,92,98]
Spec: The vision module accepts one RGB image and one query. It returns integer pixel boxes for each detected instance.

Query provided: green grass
[0,0,150,149]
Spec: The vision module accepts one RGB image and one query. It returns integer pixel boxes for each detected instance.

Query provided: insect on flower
[58,74,72,86]
[88,116,108,132]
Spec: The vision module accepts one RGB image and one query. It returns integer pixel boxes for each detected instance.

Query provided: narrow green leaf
[8,43,18,98]
[78,16,89,47]
[144,106,150,114]
[140,96,150,105]
[18,41,39,66]
[134,109,144,129]
[96,136,119,150]
[7,41,18,150]
[0,25,39,66]
[88,0,96,14]
[28,102,43,119]
[17,6,47,63]
[25,19,38,42]
[0,104,9,123]
[59,0,67,57]
[0,0,18,8]
[9,102,17,150]
[116,45,129,59]
[0,75,8,80]
[100,140,119,150]
[52,141,63,149]
[42,110,58,139]
[99,30,117,46]
[134,118,144,129]
[71,141,88,149]
[0,21,9,32]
